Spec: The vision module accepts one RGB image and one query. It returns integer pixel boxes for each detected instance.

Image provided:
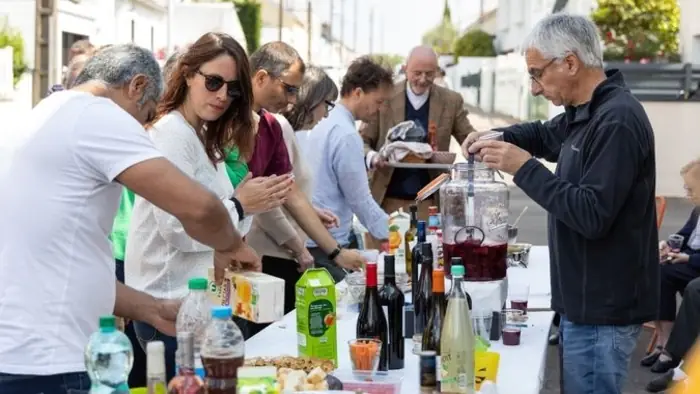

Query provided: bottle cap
[428,206,438,215]
[98,315,116,330]
[211,305,232,319]
[188,277,208,290]
[365,261,378,287]
[409,204,418,213]
[451,265,465,277]
[146,341,166,376]
[432,268,445,293]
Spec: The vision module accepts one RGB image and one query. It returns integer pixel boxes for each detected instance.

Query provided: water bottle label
[175,363,206,379]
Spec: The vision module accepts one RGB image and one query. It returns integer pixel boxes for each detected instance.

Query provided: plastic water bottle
[200,306,245,394]
[176,277,211,378]
[84,315,134,394]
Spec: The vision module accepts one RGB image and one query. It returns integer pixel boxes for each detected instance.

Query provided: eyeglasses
[528,58,557,84]
[277,78,300,96]
[197,70,242,99]
[325,100,335,111]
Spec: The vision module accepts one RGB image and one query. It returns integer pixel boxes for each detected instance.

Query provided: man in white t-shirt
[0,44,259,394]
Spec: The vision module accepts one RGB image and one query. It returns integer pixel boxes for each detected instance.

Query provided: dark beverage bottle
[422,268,447,391]
[356,261,389,371]
[168,332,205,394]
[414,242,434,335]
[378,254,405,370]
[448,257,472,310]
[411,221,427,294]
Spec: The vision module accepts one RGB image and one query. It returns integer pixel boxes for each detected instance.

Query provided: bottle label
[175,362,205,379]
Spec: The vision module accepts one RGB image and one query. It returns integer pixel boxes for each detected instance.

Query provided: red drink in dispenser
[438,162,510,281]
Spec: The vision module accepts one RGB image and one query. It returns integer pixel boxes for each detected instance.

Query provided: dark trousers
[659,263,700,321]
[115,259,147,388]
[0,372,91,394]
[132,321,178,382]
[243,255,302,339]
[665,277,700,361]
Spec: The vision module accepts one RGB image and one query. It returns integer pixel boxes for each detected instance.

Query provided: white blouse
[125,111,251,299]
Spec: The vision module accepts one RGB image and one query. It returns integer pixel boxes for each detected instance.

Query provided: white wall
[171,2,246,52]
[679,0,700,64]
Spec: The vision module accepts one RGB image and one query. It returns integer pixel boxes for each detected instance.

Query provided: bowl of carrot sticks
[348,338,382,372]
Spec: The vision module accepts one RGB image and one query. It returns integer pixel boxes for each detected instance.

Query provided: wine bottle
[440,265,475,393]
[411,220,427,293]
[422,268,447,390]
[405,205,418,279]
[414,243,434,338]
[356,261,389,371]
[449,257,472,310]
[378,254,405,370]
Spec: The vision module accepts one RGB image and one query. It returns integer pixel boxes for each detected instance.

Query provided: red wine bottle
[356,261,389,371]
[411,221,427,293]
[414,242,434,334]
[422,268,447,390]
[378,254,405,370]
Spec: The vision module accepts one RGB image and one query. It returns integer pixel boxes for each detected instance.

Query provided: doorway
[62,32,89,67]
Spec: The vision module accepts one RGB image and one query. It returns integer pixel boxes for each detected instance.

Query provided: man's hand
[668,252,690,264]
[659,240,670,262]
[461,130,495,158]
[149,298,182,337]
[214,244,262,284]
[468,140,532,175]
[314,207,339,229]
[335,249,365,271]
[295,248,315,272]
[235,173,294,215]
[368,153,388,170]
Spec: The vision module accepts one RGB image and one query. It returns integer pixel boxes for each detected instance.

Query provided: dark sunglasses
[197,70,242,99]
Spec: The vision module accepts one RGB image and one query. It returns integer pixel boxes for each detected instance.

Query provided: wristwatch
[328,244,343,261]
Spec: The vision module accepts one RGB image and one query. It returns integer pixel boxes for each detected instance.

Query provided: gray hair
[249,41,306,77]
[521,13,604,68]
[162,49,183,82]
[74,44,163,104]
[281,65,338,130]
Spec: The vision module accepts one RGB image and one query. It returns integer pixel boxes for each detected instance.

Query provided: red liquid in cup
[443,241,507,281]
[502,328,521,346]
[510,300,528,315]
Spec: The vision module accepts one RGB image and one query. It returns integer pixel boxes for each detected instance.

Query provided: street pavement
[456,107,696,393]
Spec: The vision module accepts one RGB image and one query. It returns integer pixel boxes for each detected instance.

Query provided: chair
[645,196,667,353]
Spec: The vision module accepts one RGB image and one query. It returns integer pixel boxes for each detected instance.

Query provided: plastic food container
[332,370,403,394]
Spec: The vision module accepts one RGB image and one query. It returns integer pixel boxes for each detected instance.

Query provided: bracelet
[327,244,343,261]
[231,197,245,221]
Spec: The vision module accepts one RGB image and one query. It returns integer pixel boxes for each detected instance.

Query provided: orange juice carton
[207,268,285,323]
[388,209,410,268]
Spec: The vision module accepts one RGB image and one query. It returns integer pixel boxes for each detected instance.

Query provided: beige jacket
[246,115,313,260]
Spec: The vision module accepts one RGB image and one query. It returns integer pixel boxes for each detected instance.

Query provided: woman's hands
[235,173,294,215]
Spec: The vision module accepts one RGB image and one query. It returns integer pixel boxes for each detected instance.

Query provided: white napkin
[378,141,433,163]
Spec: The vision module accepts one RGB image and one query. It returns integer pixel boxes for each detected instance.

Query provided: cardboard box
[207,269,285,323]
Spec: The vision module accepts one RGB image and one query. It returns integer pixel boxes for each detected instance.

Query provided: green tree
[591,0,680,61]
[233,0,262,53]
[421,0,458,55]
[0,20,26,87]
[368,54,404,69]
[453,29,496,58]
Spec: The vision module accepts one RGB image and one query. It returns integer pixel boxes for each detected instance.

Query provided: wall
[171,2,246,51]
[114,0,166,54]
[679,0,700,64]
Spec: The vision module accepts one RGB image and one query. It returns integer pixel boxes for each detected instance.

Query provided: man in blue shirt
[299,56,394,282]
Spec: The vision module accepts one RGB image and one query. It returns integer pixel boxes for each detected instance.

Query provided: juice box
[296,268,337,366]
[207,268,285,323]
[388,209,410,267]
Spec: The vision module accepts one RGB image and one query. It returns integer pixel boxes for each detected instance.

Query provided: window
[131,19,135,43]
[150,26,155,51]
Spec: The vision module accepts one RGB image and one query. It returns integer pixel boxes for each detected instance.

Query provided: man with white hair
[0,44,258,393]
[361,45,475,224]
[464,14,658,394]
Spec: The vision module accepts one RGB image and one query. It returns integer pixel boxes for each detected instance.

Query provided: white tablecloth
[245,309,554,394]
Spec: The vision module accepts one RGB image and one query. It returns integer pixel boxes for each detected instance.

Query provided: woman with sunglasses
[124,32,293,380]
[245,66,340,335]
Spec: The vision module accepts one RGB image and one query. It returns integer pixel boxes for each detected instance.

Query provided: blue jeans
[559,315,641,394]
[133,321,178,382]
[0,371,90,394]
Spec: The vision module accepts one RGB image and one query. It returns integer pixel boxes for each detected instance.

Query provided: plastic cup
[509,283,530,315]
[668,234,684,253]
[501,309,525,346]
[348,338,382,372]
